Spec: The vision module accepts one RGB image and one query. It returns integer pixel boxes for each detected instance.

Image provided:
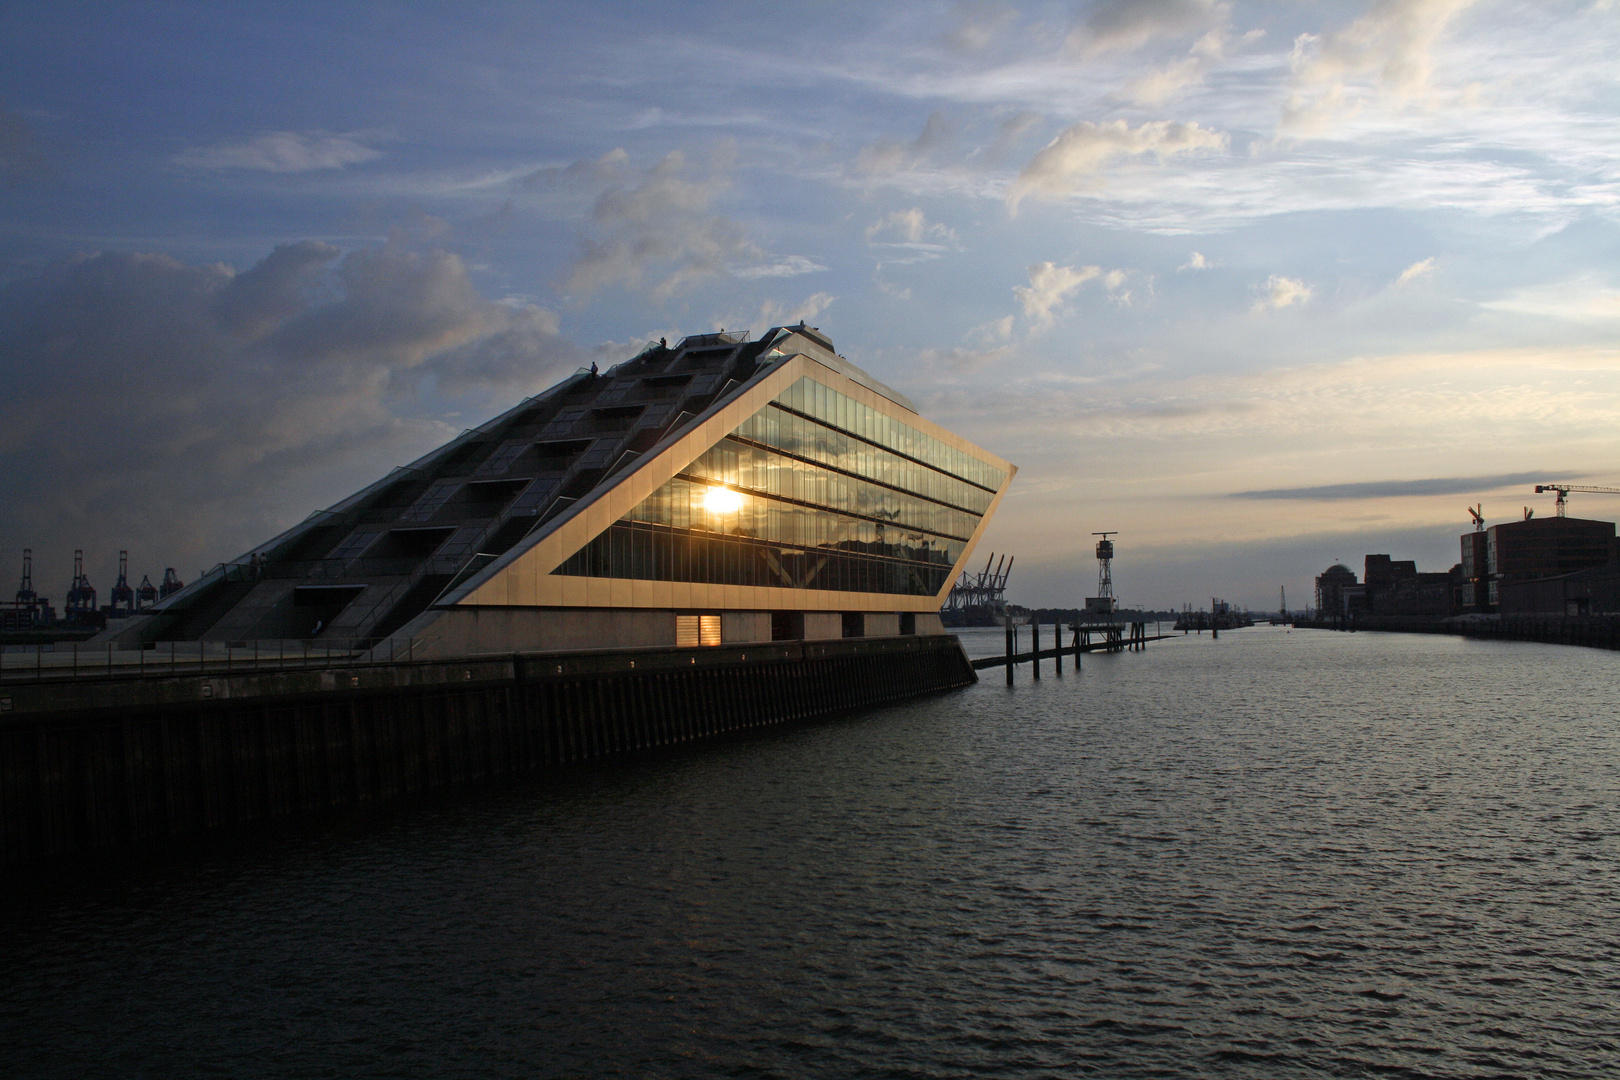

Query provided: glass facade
[552,378,1006,596]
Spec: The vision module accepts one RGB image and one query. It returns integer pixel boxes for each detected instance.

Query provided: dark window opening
[641,374,692,389]
[436,441,489,473]
[559,469,605,499]
[534,439,593,470]
[899,612,916,635]
[276,525,342,562]
[366,527,454,560]
[463,479,529,512]
[771,611,803,641]
[291,585,365,638]
[591,405,644,421]
[841,612,864,638]
[368,477,428,511]
[481,516,534,557]
[624,427,665,454]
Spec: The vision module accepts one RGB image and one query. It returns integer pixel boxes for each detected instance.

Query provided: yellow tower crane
[1533,484,1620,517]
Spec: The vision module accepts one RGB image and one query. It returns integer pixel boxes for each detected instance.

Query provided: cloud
[1395,257,1436,285]
[1071,0,1224,56]
[0,106,55,185]
[1116,24,1240,105]
[854,111,955,177]
[173,130,390,172]
[1282,0,1480,134]
[1233,472,1555,500]
[864,208,959,265]
[518,148,630,189]
[1252,274,1312,312]
[725,292,839,338]
[1014,261,1105,329]
[0,242,580,586]
[1179,251,1210,271]
[732,254,828,279]
[865,207,956,245]
[945,1,1016,52]
[978,111,1043,166]
[1008,119,1228,210]
[564,146,768,301]
[1480,278,1620,322]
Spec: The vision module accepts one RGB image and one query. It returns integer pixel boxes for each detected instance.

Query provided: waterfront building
[1359,554,1456,618]
[1484,516,1615,607]
[1314,563,1357,617]
[106,326,1015,657]
[1498,561,1620,617]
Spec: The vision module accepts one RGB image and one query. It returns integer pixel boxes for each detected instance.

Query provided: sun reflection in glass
[703,486,742,514]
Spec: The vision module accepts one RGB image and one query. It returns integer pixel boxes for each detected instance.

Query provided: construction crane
[1533,484,1620,518]
[1467,504,1484,531]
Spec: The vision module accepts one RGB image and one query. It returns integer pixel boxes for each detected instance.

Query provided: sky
[2,0,1618,612]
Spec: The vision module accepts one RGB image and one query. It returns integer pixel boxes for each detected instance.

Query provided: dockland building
[107,325,1015,658]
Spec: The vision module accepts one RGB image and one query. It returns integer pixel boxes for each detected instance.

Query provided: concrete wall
[863,612,900,637]
[721,611,771,644]
[418,607,676,657]
[804,612,842,640]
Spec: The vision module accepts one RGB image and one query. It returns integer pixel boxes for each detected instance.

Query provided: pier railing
[971,621,1170,684]
[0,635,436,685]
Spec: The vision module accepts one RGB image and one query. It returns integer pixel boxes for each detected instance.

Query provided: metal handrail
[0,632,444,686]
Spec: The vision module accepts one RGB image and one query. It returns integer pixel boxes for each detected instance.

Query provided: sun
[703,486,743,514]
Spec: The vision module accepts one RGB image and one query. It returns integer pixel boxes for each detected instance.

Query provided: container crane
[110,549,135,614]
[65,549,96,618]
[16,548,35,605]
[1533,484,1620,518]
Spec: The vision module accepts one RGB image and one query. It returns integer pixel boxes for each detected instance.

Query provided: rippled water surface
[4,627,1619,1078]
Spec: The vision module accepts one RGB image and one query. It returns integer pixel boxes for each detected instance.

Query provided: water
[3,627,1617,1077]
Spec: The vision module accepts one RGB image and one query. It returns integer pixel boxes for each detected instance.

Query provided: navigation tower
[1085,531,1117,620]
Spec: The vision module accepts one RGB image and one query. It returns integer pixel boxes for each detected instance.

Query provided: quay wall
[0,635,975,868]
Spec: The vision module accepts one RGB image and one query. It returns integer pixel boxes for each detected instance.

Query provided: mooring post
[1032,621,1040,680]
[1054,622,1062,676]
[1005,617,1014,686]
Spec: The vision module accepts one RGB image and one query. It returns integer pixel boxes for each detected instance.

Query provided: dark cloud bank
[0,241,582,592]
[1233,473,1560,502]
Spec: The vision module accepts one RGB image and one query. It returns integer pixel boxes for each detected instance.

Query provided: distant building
[1485,516,1615,607]
[1364,554,1416,597]
[1315,563,1357,616]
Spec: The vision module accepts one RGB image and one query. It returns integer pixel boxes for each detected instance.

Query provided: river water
[3,626,1617,1078]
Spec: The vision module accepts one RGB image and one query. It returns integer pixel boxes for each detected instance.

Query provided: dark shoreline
[1292,615,1620,651]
